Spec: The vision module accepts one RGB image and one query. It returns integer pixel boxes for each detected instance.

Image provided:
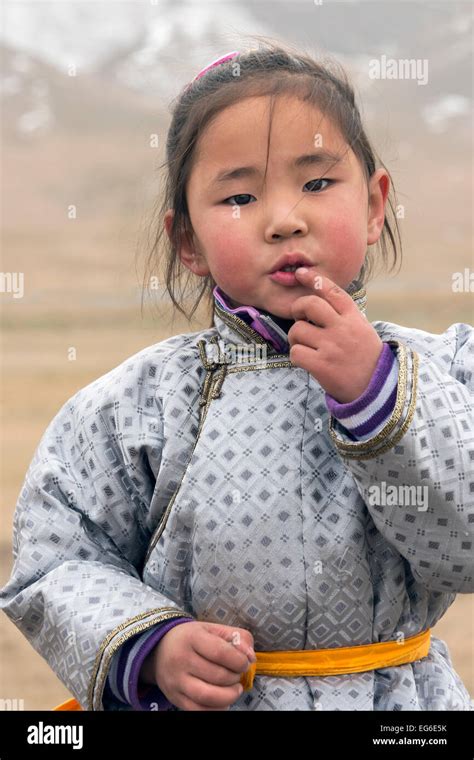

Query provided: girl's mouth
[269,268,302,286]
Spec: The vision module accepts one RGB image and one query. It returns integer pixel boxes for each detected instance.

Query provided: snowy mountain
[0,0,471,236]
[0,0,472,105]
[1,0,265,99]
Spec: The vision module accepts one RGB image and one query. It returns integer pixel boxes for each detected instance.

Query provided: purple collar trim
[213,285,288,352]
[213,282,367,354]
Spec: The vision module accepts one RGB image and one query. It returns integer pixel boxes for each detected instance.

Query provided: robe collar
[212,280,367,356]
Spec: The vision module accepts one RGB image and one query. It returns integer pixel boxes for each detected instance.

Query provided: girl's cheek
[325,215,367,257]
[209,230,251,270]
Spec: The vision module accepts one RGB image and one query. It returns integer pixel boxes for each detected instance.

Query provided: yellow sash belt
[54,698,84,711]
[239,628,431,691]
[53,628,431,709]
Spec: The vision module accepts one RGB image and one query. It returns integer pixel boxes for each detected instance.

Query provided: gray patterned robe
[1,290,473,710]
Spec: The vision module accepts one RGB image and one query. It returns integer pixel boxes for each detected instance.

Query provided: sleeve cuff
[106,617,194,711]
[325,343,399,441]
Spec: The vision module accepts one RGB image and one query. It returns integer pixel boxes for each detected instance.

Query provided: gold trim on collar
[213,287,368,350]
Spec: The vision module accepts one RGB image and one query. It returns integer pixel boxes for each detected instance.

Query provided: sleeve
[105,617,194,710]
[0,361,196,711]
[326,323,474,594]
[324,342,398,441]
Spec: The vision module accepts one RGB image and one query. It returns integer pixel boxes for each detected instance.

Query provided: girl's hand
[141,621,256,711]
[288,268,383,403]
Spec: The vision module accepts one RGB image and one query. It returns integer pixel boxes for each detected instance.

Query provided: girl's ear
[163,208,210,276]
[367,168,390,245]
[164,208,174,241]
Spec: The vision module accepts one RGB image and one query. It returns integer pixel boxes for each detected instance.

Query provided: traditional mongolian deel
[0,284,473,711]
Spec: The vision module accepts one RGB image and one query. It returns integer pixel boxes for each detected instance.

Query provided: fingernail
[295,267,308,274]
[238,684,244,695]
[247,649,257,662]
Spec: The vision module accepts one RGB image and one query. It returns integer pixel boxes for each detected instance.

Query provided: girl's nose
[271,227,305,240]
[264,203,309,242]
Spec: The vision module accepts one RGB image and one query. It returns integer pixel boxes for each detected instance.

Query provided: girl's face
[168,94,389,318]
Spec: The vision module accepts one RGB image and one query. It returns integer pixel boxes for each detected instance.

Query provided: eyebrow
[210,150,345,186]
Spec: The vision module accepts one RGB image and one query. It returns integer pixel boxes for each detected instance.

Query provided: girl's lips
[269,270,303,286]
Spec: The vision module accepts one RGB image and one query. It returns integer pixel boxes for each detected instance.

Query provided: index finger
[194,629,253,674]
[294,268,355,316]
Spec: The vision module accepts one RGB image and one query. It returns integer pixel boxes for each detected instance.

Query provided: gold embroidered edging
[354,348,417,459]
[89,608,195,710]
[226,361,294,372]
[349,287,367,304]
[215,303,269,346]
[329,346,419,460]
[214,288,367,354]
[328,341,407,452]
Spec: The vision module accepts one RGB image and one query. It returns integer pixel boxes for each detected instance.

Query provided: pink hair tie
[189,51,239,86]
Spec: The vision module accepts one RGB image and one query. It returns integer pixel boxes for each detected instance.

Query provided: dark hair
[141,35,402,326]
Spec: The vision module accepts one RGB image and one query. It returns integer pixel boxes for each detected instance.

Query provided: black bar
[0,709,471,758]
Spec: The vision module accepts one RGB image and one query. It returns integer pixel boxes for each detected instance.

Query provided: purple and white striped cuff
[105,617,193,711]
[325,343,399,441]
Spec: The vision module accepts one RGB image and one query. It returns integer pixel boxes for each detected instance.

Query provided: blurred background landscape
[0,0,472,709]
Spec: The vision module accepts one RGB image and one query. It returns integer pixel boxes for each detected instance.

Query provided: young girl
[1,41,472,712]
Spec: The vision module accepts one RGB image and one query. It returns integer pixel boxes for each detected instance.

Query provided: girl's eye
[223,194,255,206]
[304,178,332,193]
[223,179,333,205]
